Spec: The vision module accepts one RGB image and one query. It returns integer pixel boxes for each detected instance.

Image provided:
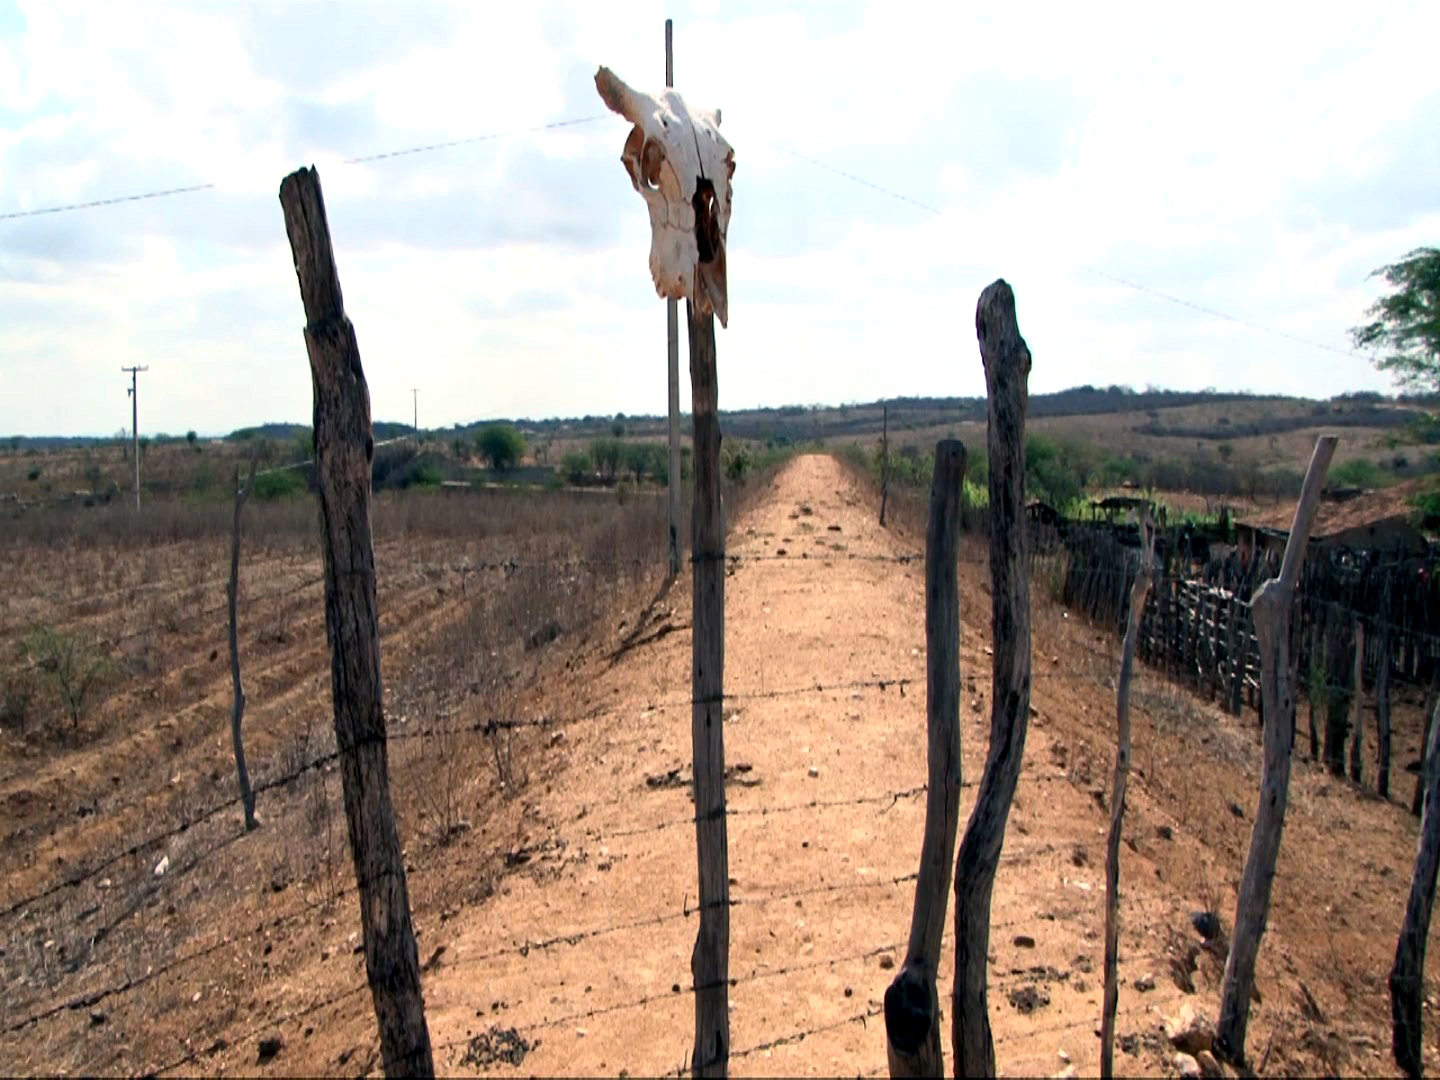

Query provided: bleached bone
[595,65,734,327]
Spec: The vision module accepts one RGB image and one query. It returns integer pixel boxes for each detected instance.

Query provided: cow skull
[594,66,734,327]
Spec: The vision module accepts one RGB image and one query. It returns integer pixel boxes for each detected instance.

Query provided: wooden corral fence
[1058,522,1440,769]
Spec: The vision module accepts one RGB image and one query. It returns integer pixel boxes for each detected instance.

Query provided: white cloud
[1,0,1437,437]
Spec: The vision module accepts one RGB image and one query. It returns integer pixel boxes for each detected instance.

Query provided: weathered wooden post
[880,405,891,527]
[1214,434,1336,1067]
[594,62,735,1078]
[279,167,435,1077]
[1377,628,1393,800]
[1350,617,1367,785]
[1414,672,1440,817]
[227,449,261,831]
[1391,693,1440,1078]
[952,280,1032,1078]
[1100,513,1155,1078]
[885,440,967,1078]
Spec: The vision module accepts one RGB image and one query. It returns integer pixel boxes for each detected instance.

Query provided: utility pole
[122,365,148,510]
[411,388,419,441]
[664,17,683,578]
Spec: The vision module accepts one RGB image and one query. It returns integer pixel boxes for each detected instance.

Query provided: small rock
[1228,801,1245,819]
[1134,973,1156,992]
[1058,1048,1071,1062]
[153,855,170,877]
[1175,1051,1203,1078]
[1155,824,1174,841]
[1196,1049,1223,1078]
[1191,911,1221,941]
[1008,984,1050,1014]
[878,953,896,970]
[1165,1002,1215,1055]
[1013,935,1037,949]
[807,766,819,779]
[98,878,112,890]
[89,1010,106,1026]
[257,1033,284,1065]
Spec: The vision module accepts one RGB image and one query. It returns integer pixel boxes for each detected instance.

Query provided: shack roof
[1238,479,1424,539]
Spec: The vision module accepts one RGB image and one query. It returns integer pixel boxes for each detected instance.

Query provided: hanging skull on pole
[595,66,734,327]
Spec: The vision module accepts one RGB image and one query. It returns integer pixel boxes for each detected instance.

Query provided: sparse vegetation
[476,423,525,471]
[20,625,117,736]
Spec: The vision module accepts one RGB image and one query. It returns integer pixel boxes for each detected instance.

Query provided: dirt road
[402,454,1225,1078]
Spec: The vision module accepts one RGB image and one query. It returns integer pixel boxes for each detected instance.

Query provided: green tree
[623,441,666,483]
[590,437,623,482]
[475,424,525,471]
[186,430,199,451]
[1351,247,1440,391]
[561,450,592,484]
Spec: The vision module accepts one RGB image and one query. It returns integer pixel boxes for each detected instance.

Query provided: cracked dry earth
[73,453,1433,1077]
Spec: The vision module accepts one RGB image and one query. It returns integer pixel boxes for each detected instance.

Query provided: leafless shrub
[21,625,118,737]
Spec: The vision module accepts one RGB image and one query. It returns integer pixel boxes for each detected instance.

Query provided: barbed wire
[8,617,1428,932]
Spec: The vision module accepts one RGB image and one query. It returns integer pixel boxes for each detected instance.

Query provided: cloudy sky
[1,0,1437,437]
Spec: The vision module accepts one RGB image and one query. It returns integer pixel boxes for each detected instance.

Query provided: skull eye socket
[640,139,665,191]
[692,179,720,264]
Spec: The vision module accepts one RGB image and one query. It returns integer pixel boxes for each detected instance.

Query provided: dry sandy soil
[2,453,1435,1077]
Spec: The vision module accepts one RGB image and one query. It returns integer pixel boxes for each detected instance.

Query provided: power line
[0,184,217,222]
[779,147,1365,362]
[0,115,612,222]
[1077,266,1361,357]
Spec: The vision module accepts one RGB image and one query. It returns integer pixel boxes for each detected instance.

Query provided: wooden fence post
[1414,672,1440,817]
[1392,693,1440,1078]
[952,280,1032,1078]
[1350,618,1367,785]
[227,449,261,832]
[880,405,890,527]
[1100,515,1156,1078]
[1214,434,1336,1067]
[885,440,967,1078]
[687,300,730,1078]
[279,166,435,1077]
[1377,630,1393,800]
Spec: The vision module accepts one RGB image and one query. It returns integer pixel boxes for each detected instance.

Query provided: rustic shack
[1236,480,1428,565]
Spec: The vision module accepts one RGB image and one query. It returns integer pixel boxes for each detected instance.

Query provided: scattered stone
[98,878,112,890]
[807,766,819,779]
[1228,801,1245,819]
[460,1027,531,1069]
[153,855,170,877]
[1133,973,1156,992]
[1155,824,1174,841]
[878,953,896,971]
[1191,911,1221,941]
[1058,1048,1071,1062]
[1196,1049,1223,1078]
[257,1033,284,1066]
[1165,1002,1215,1055]
[89,1010,106,1027]
[1013,935,1037,949]
[1007,984,1050,1014]
[524,620,562,651]
[1175,1051,1202,1079]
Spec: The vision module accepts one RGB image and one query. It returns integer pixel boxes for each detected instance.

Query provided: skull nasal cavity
[693,180,720,264]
